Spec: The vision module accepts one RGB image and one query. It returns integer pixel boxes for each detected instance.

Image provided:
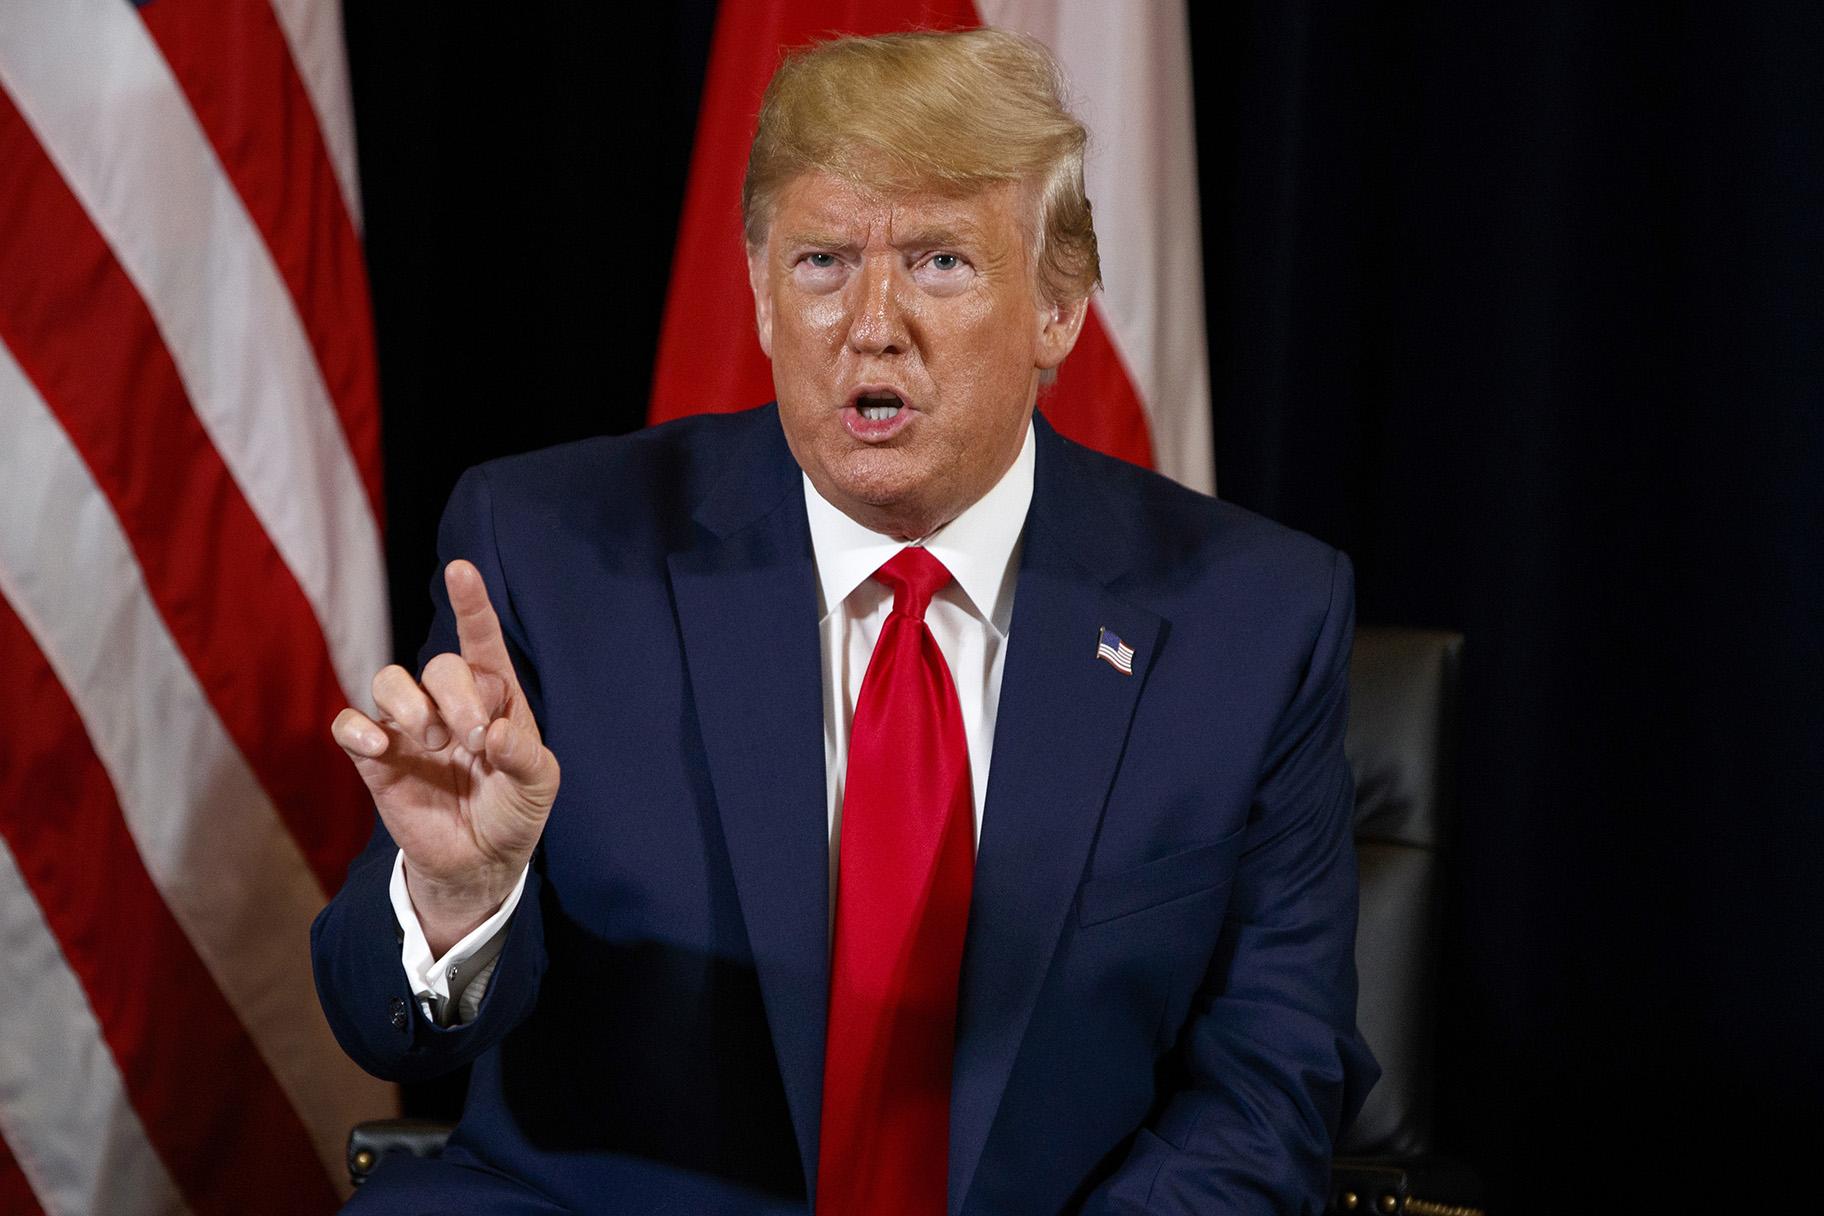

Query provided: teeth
[856,395,903,423]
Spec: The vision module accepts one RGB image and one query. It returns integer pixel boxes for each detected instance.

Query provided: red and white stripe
[650,0,1213,494]
[264,0,365,231]
[0,0,394,1210]
[977,0,1213,493]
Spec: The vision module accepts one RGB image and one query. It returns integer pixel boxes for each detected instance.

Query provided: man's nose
[846,256,909,356]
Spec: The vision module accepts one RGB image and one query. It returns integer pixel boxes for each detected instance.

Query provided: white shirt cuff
[390,850,527,1012]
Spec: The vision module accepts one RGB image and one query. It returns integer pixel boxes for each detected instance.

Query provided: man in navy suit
[314,28,1375,1215]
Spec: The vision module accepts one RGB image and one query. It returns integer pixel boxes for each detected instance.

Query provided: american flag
[651,0,1215,496]
[0,2,393,1212]
[1096,627,1136,675]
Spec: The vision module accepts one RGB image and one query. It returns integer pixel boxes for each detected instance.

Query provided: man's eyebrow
[778,231,858,251]
[892,224,979,249]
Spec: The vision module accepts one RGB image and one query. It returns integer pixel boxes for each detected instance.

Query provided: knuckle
[371,664,409,700]
[421,652,463,685]
[372,667,428,722]
[425,657,486,720]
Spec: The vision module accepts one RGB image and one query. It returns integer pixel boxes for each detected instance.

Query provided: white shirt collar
[803,420,1034,636]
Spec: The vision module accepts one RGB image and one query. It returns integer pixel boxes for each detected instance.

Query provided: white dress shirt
[391,423,1035,1023]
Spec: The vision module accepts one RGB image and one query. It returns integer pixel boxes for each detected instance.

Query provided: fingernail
[360,731,386,754]
[425,724,450,750]
[466,725,487,753]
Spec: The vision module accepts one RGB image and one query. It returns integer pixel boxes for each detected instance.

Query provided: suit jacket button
[389,997,409,1031]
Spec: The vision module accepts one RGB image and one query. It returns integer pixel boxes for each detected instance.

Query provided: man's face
[748,171,1087,539]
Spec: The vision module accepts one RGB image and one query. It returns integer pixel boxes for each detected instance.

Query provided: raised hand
[332,559,560,955]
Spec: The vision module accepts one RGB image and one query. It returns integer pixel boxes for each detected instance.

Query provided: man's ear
[746,245,774,358]
[1036,293,1090,371]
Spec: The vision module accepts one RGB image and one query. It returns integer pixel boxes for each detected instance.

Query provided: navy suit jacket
[312,406,1377,1214]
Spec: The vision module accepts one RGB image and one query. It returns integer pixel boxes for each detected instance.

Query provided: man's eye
[804,253,838,269]
[929,254,962,272]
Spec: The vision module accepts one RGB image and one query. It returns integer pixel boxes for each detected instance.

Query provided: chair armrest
[347,1118,456,1187]
[1329,1155,1486,1216]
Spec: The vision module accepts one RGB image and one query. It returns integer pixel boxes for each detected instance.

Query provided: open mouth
[842,387,916,441]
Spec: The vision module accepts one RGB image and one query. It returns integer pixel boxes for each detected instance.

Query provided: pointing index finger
[445,559,516,680]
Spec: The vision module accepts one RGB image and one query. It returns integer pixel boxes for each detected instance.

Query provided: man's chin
[826,447,924,500]
[818,461,950,538]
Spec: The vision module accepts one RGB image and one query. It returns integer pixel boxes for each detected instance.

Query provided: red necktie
[817,547,975,1215]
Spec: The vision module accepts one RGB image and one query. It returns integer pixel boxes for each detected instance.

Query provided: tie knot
[874,547,953,621]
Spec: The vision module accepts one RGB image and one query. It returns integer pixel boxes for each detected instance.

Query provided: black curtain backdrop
[345,4,1823,1210]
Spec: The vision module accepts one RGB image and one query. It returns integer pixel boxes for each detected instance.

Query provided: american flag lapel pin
[1095,626,1135,675]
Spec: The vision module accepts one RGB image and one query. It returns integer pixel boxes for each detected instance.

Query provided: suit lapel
[667,411,830,1201]
[948,421,1166,1214]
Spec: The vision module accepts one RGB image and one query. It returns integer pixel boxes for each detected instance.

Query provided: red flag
[651,0,1213,493]
[0,1,394,1210]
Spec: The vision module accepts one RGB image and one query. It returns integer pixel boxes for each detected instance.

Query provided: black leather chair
[1328,626,1482,1216]
[352,627,1484,1213]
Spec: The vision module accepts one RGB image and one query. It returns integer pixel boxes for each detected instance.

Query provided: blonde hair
[742,28,1101,304]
